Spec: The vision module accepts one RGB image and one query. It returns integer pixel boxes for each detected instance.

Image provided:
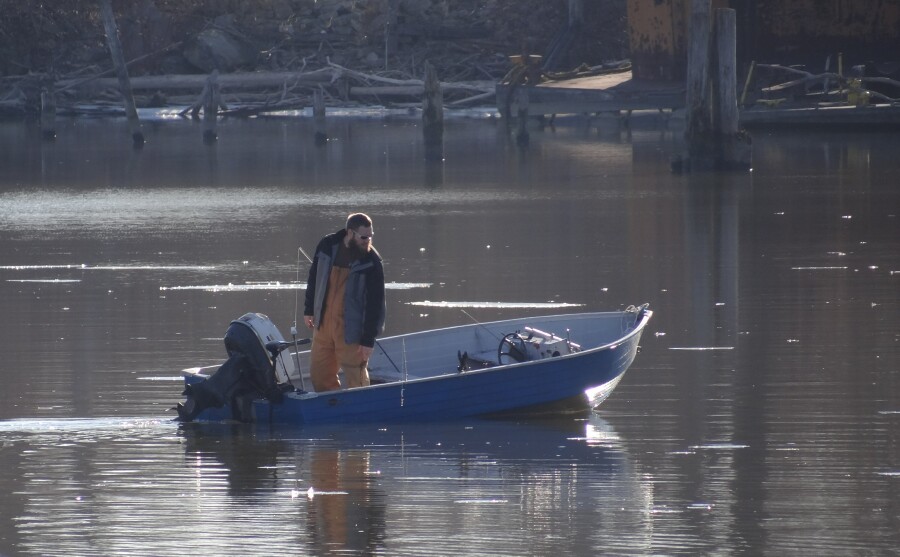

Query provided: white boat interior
[185,308,647,394]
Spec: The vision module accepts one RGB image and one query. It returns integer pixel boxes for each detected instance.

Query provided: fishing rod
[293,245,313,331]
[289,246,315,392]
[460,308,503,341]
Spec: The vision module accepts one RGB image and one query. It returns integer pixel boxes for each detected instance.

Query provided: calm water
[0,113,897,556]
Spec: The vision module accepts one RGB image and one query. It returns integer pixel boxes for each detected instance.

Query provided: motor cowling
[177,313,297,422]
[228,312,297,384]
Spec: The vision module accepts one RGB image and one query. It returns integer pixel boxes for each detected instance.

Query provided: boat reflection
[179,413,652,555]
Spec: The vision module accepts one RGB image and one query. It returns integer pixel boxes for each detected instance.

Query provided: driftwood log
[48,59,495,118]
[755,63,900,103]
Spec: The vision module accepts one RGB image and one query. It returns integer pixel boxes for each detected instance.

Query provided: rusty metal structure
[627,0,900,81]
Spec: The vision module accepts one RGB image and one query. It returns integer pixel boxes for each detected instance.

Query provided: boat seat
[457,351,496,372]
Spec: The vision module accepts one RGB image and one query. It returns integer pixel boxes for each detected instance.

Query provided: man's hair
[346,213,372,231]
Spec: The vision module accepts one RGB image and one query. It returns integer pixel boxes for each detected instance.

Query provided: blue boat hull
[184,307,651,425]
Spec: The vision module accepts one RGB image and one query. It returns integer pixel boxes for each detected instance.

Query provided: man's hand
[358,345,373,360]
[304,315,314,329]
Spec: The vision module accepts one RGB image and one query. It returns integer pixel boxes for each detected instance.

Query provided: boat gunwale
[181,308,652,396]
[365,308,652,385]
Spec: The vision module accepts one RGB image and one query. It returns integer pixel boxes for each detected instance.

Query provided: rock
[183,18,257,73]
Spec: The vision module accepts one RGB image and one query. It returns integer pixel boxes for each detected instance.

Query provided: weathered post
[202,71,220,144]
[714,8,750,169]
[40,80,56,141]
[99,0,144,148]
[715,9,738,137]
[313,89,327,146]
[385,0,399,70]
[422,62,444,162]
[683,0,712,169]
[675,2,750,172]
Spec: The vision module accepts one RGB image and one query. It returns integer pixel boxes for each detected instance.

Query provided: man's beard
[350,239,371,256]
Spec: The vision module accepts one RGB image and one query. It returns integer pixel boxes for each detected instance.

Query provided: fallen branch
[761,71,840,93]
[0,99,26,113]
[328,59,492,95]
[58,67,337,92]
[758,64,900,97]
[756,63,814,79]
[55,41,184,94]
[447,90,495,106]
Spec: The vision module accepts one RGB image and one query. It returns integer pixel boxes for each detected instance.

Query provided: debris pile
[0,0,629,116]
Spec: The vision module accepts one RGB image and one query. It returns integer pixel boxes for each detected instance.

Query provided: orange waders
[309,266,371,391]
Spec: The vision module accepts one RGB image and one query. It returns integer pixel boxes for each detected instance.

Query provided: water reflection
[306,448,385,555]
[174,414,650,556]
[1,116,897,555]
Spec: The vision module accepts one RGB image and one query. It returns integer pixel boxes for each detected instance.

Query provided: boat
[176,304,652,425]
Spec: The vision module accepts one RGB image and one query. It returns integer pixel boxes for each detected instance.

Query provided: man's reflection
[307,448,385,555]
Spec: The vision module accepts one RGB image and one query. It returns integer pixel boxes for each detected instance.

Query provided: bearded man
[304,213,386,391]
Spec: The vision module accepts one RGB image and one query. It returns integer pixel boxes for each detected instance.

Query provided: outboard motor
[176,313,299,422]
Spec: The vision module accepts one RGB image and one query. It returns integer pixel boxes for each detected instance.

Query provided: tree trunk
[99,0,144,147]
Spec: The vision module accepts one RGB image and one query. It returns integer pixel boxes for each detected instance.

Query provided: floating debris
[0,264,217,271]
[409,301,583,309]
[301,486,349,499]
[161,281,431,292]
[669,346,734,351]
[690,443,750,450]
[160,282,303,292]
[650,506,683,514]
[6,279,81,283]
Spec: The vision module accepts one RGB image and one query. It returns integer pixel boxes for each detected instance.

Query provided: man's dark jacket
[304,229,386,347]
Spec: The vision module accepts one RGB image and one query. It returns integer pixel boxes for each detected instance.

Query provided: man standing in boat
[304,213,386,391]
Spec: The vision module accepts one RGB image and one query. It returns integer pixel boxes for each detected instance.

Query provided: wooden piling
[202,71,220,144]
[675,2,750,172]
[715,9,738,137]
[385,0,399,70]
[684,0,711,165]
[313,89,327,146]
[40,82,56,141]
[714,8,750,169]
[422,62,444,162]
[99,0,144,148]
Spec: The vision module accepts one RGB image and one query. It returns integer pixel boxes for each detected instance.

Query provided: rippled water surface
[0,115,897,556]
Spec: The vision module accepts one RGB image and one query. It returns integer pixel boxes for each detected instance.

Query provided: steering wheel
[498,332,528,365]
